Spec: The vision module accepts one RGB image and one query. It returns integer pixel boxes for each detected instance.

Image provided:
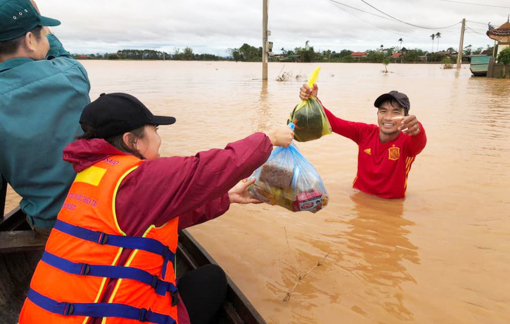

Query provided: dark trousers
[178,264,228,324]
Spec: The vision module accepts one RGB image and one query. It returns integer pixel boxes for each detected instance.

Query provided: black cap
[374,91,410,112]
[80,93,176,139]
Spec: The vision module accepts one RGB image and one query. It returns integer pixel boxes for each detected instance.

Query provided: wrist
[264,130,276,146]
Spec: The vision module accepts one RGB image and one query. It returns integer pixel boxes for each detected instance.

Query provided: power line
[327,0,424,40]
[361,0,462,30]
[438,0,510,9]
[465,27,488,36]
[467,20,491,26]
[328,0,393,22]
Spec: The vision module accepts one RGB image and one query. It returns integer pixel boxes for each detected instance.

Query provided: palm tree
[430,34,435,52]
[435,32,441,52]
[398,38,403,50]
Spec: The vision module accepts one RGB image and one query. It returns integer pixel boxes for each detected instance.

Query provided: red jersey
[323,106,427,199]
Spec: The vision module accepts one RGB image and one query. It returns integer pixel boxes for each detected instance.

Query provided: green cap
[0,0,60,42]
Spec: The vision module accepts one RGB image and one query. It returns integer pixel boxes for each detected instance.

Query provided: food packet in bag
[248,141,329,213]
[288,66,332,142]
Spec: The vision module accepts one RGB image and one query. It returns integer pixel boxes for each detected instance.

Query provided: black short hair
[0,26,43,56]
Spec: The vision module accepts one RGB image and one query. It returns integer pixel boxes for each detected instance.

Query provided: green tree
[173,48,182,60]
[367,50,384,63]
[442,57,453,69]
[229,43,261,61]
[295,40,315,62]
[497,47,510,77]
[435,32,441,52]
[430,34,435,52]
[382,56,390,73]
[182,47,194,60]
[464,44,472,56]
[402,49,426,63]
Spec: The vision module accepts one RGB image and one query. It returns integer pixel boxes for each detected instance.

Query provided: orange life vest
[19,154,180,324]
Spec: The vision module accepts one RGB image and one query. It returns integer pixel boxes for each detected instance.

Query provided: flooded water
[5,61,510,323]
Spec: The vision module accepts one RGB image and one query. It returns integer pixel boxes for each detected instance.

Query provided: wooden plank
[0,231,47,253]
[0,207,30,231]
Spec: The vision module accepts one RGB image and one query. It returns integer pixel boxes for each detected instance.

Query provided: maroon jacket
[63,133,273,324]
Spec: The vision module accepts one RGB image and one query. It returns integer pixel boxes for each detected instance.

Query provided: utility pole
[262,0,268,80]
[456,18,465,69]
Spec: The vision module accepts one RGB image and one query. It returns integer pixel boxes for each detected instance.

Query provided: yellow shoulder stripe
[75,166,107,186]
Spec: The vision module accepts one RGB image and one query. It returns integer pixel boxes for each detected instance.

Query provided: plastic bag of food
[248,141,329,213]
[288,66,332,142]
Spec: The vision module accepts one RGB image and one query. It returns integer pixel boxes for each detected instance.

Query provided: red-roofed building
[391,52,403,63]
[351,52,367,61]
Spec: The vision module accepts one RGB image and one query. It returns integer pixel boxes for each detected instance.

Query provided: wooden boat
[0,184,265,324]
[469,55,492,76]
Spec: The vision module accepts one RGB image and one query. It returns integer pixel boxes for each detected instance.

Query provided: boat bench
[0,203,47,253]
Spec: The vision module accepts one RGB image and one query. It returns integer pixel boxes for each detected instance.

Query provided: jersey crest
[388,146,400,161]
[364,148,371,155]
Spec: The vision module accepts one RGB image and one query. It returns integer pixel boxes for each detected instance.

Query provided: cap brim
[39,16,61,27]
[374,93,397,108]
[152,116,176,125]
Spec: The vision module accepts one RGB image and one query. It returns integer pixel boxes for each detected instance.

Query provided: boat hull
[469,55,491,77]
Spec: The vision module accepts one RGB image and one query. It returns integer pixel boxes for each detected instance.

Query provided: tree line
[74,42,494,64]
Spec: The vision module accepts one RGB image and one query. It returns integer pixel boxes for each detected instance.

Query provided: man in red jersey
[299,84,427,199]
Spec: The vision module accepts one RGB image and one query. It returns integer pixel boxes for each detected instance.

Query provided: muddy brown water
[5,61,510,324]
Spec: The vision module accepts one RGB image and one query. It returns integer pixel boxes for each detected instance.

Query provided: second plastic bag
[288,66,332,142]
[248,142,329,213]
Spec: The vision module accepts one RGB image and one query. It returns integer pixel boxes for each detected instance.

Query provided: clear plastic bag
[248,142,329,213]
[288,67,332,142]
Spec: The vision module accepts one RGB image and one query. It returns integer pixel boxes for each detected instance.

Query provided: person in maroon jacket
[299,84,427,199]
[57,92,294,324]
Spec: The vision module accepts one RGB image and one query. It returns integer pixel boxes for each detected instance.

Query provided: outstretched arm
[178,178,261,230]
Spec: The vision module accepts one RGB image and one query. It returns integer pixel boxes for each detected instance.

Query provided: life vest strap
[54,220,175,279]
[28,288,176,324]
[41,251,179,298]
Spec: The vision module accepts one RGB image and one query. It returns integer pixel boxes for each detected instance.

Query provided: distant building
[351,52,367,61]
[486,19,510,58]
[391,52,403,63]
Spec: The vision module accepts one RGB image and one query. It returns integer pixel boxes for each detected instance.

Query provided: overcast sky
[38,0,510,56]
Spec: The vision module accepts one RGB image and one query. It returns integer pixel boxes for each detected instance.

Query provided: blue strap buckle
[97,232,109,244]
[63,303,74,316]
[151,275,166,296]
[79,263,91,275]
[139,308,148,322]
